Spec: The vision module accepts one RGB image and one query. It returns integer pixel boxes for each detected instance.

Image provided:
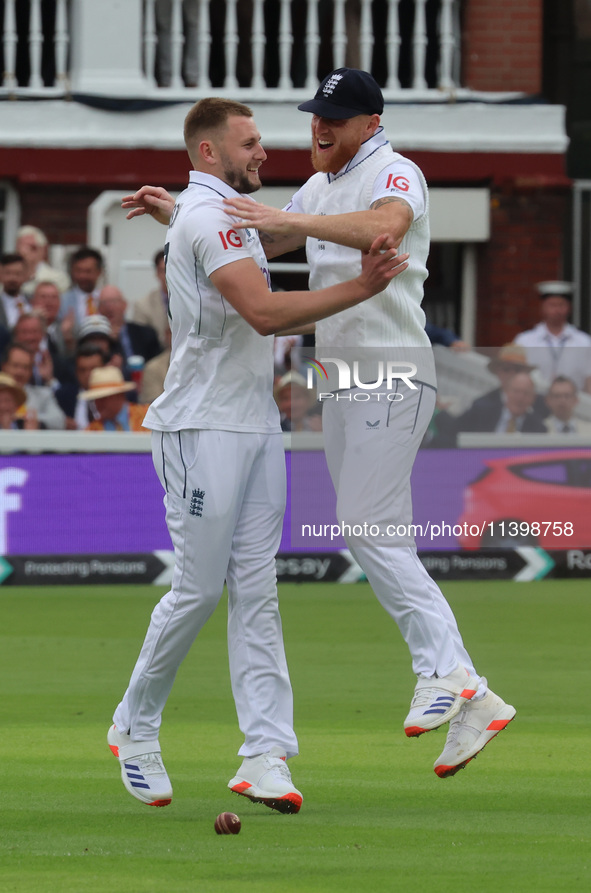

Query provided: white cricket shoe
[228,746,303,814]
[434,689,516,778]
[404,663,479,737]
[107,724,173,807]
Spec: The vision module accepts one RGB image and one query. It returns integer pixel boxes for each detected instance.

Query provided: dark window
[511,458,591,488]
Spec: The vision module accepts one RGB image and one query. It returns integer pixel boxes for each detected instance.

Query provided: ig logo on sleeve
[386,174,409,192]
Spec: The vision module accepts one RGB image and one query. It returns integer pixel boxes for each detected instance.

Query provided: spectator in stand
[139,327,171,403]
[60,248,105,327]
[0,372,33,430]
[495,372,548,433]
[515,281,591,393]
[31,280,69,356]
[1,343,66,429]
[483,344,548,416]
[12,312,57,388]
[97,285,161,371]
[430,345,547,446]
[544,375,591,435]
[30,280,76,382]
[131,249,170,350]
[56,343,108,430]
[455,370,547,435]
[81,366,149,432]
[76,313,130,383]
[15,225,70,297]
[0,253,29,331]
[77,314,117,356]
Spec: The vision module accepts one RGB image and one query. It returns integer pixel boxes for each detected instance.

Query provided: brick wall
[463,0,543,93]
[18,185,105,246]
[475,185,570,346]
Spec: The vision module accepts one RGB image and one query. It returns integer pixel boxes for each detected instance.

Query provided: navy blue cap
[298,68,384,119]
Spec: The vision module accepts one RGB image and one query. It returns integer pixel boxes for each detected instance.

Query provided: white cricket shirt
[143,171,280,433]
[286,128,436,387]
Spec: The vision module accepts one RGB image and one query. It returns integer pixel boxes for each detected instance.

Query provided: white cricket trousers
[321,383,479,681]
[113,429,298,759]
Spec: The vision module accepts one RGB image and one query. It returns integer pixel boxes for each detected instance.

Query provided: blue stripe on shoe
[131,782,151,789]
[423,697,455,715]
[126,773,145,780]
[124,762,140,770]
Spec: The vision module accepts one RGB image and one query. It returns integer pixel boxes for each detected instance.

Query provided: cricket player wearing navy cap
[223,68,516,778]
[109,96,406,811]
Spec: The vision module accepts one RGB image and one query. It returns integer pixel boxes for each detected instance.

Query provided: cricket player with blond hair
[108,95,406,812]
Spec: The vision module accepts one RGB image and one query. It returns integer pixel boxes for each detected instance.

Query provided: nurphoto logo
[304,357,417,402]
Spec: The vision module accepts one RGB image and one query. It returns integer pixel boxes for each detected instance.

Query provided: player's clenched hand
[122,186,175,225]
[358,234,409,296]
[224,197,292,234]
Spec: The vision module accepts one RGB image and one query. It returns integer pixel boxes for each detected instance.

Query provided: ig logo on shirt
[218,229,243,250]
[386,174,409,192]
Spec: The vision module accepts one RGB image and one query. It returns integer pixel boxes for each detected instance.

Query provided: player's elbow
[369,207,411,249]
[252,316,277,337]
[241,308,276,336]
[374,227,404,251]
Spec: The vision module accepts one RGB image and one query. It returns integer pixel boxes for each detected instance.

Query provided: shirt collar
[103,403,130,432]
[75,285,99,299]
[539,322,575,340]
[189,170,249,200]
[327,126,389,183]
[499,404,530,422]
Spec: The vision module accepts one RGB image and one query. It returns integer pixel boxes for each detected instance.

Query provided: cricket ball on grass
[214,812,241,835]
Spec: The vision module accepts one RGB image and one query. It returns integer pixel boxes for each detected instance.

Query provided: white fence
[1,0,462,98]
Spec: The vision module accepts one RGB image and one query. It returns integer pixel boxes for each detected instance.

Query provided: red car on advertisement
[458,450,591,549]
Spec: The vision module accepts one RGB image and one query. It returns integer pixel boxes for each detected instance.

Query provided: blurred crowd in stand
[1,226,590,440]
[0,229,166,432]
[272,280,591,441]
[423,281,591,447]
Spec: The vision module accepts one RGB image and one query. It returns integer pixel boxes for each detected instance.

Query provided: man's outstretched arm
[122,185,306,259]
[211,234,408,336]
[224,195,414,252]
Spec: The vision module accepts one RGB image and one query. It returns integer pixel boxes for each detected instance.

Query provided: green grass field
[1,580,589,892]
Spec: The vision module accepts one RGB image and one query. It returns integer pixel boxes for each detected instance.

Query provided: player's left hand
[224,197,293,234]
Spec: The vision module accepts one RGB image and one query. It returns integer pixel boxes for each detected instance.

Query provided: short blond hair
[184,97,253,151]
